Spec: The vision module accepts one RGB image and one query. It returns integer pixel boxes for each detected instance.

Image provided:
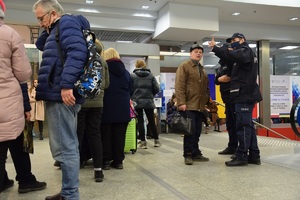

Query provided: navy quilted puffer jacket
[35,14,89,104]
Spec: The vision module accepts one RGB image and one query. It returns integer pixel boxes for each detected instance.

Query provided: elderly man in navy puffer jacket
[32,0,89,199]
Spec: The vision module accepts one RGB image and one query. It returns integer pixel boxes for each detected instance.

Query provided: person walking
[131,60,161,149]
[175,43,210,165]
[32,0,90,199]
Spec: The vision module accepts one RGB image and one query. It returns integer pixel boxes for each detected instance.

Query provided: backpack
[55,15,103,99]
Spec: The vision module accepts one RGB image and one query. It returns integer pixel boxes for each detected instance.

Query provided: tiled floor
[2,129,300,200]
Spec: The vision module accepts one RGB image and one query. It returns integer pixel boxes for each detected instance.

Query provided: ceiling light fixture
[86,0,94,4]
[232,12,240,16]
[286,55,299,58]
[202,41,220,46]
[160,51,176,56]
[141,5,149,9]
[289,17,298,21]
[280,46,300,50]
[204,64,216,67]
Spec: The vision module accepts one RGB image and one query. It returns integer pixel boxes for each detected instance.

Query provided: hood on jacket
[133,68,151,77]
[107,58,126,77]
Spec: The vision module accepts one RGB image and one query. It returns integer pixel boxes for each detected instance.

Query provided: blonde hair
[95,39,104,57]
[135,60,146,69]
[104,48,120,60]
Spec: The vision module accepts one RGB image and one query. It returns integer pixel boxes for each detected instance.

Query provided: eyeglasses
[37,12,49,23]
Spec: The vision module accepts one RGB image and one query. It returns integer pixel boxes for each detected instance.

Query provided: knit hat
[0,0,6,12]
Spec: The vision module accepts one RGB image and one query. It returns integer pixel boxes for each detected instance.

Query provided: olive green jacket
[82,57,110,108]
[175,59,210,111]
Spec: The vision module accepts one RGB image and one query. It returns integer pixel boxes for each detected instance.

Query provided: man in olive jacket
[175,43,210,165]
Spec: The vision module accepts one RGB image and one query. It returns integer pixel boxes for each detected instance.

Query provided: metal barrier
[214,101,290,140]
[290,97,300,138]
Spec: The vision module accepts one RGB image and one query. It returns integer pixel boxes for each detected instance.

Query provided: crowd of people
[0,0,262,199]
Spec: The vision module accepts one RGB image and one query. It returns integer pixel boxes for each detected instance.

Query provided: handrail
[214,100,291,140]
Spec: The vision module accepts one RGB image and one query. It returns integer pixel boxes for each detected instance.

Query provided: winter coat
[0,20,32,142]
[213,44,234,104]
[166,101,177,125]
[229,42,262,103]
[28,87,45,121]
[207,100,218,125]
[21,83,31,112]
[35,15,89,104]
[102,58,131,124]
[175,59,210,111]
[130,68,160,109]
[82,57,110,108]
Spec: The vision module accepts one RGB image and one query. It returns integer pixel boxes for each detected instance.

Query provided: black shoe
[112,163,123,169]
[102,161,111,170]
[218,148,235,155]
[45,193,64,200]
[53,161,60,167]
[94,170,104,182]
[184,156,193,165]
[225,159,248,167]
[248,158,261,165]
[39,134,44,140]
[18,181,47,193]
[0,179,14,192]
[192,155,209,162]
[80,161,86,169]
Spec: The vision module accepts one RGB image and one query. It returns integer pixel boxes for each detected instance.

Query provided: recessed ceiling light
[289,17,298,21]
[232,12,240,16]
[249,44,256,48]
[280,46,300,50]
[86,0,93,4]
[141,5,149,9]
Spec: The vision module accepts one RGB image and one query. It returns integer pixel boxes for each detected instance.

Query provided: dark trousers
[225,102,238,151]
[136,108,159,141]
[184,110,203,157]
[9,132,36,184]
[0,140,11,189]
[202,110,209,127]
[29,121,43,134]
[235,103,260,161]
[101,123,128,165]
[77,107,103,168]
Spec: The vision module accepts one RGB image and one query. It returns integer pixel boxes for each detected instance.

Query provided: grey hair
[32,0,64,15]
[0,9,5,19]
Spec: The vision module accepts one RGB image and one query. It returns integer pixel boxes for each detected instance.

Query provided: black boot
[39,132,44,140]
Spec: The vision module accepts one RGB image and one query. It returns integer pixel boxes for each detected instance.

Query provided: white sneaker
[154,139,161,147]
[139,141,147,149]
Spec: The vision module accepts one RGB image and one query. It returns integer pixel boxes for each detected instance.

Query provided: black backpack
[55,15,103,99]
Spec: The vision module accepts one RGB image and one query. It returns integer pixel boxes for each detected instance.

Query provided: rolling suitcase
[124,118,137,154]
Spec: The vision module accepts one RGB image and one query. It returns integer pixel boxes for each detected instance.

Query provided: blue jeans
[184,111,203,157]
[46,102,81,200]
[235,103,260,161]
